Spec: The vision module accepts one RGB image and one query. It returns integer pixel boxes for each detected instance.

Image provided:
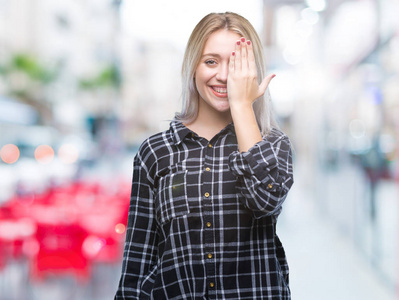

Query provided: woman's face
[194,29,241,115]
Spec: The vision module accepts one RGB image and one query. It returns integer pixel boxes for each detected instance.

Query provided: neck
[185,98,232,141]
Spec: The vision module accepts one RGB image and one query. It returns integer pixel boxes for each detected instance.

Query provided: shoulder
[136,128,174,165]
[265,127,290,145]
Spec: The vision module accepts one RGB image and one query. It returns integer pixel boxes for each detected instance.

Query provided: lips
[210,86,228,98]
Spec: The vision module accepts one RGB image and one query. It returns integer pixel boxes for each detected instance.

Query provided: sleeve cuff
[229,140,280,192]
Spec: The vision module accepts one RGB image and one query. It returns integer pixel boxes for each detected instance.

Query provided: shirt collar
[170,120,235,145]
[170,120,192,145]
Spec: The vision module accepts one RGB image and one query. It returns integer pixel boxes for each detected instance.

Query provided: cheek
[195,66,214,83]
[194,72,207,90]
[195,79,207,96]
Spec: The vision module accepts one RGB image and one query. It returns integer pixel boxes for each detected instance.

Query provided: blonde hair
[175,12,278,136]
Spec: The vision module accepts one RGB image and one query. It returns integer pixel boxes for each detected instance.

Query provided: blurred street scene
[0,0,398,299]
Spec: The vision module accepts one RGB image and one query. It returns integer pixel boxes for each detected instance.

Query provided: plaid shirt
[115,121,294,300]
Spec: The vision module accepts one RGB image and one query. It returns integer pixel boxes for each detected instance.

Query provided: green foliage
[0,53,58,83]
[79,64,120,90]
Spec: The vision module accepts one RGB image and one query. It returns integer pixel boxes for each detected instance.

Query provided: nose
[215,63,229,83]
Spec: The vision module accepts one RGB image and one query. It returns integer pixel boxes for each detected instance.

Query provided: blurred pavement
[278,165,396,300]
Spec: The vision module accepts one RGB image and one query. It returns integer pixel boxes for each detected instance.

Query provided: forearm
[228,133,294,218]
[230,102,262,152]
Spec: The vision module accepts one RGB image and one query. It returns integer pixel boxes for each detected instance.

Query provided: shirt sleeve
[115,151,159,299]
[228,131,294,219]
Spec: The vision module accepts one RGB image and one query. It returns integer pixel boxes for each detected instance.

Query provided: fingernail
[236,41,240,45]
[246,41,251,45]
[240,37,245,42]
[232,51,235,56]
[272,74,276,78]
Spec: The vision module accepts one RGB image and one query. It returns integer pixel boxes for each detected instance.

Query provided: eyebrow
[201,53,222,58]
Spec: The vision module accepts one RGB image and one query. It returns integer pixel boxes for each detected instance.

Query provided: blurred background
[0,0,398,299]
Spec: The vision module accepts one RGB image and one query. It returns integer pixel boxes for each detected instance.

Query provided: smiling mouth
[210,86,228,97]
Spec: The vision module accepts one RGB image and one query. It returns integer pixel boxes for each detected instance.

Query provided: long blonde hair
[175,12,278,135]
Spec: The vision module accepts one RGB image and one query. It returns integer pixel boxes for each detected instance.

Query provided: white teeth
[213,87,227,93]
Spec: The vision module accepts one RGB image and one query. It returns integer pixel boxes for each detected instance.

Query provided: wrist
[229,101,253,113]
[230,102,257,128]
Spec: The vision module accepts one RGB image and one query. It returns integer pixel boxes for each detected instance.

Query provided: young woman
[115,12,294,300]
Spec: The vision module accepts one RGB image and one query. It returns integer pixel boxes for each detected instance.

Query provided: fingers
[246,40,256,72]
[229,37,275,102]
[233,37,253,72]
[240,38,248,72]
[259,74,276,96]
[234,40,242,71]
[229,50,235,72]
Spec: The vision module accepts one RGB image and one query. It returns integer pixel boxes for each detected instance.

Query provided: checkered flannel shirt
[115,121,294,300]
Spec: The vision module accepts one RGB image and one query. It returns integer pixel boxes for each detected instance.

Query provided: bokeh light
[305,0,327,12]
[22,238,40,258]
[34,145,54,164]
[0,144,20,164]
[115,223,126,235]
[82,235,106,258]
[58,144,79,164]
[301,8,319,25]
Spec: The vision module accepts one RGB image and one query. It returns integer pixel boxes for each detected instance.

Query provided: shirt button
[207,253,213,259]
[206,222,212,228]
[205,167,211,172]
[267,183,273,189]
[208,144,212,148]
[204,192,210,198]
[209,282,215,288]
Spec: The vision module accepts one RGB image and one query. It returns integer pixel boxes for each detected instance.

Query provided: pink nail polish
[236,41,240,45]
[232,51,235,56]
[240,37,245,42]
[246,41,251,45]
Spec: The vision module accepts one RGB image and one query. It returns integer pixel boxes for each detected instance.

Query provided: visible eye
[205,59,217,65]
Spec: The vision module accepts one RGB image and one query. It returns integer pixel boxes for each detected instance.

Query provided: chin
[214,104,231,113]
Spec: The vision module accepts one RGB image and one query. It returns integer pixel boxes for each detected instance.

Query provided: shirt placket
[202,140,217,297]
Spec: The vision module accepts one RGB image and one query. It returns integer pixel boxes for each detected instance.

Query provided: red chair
[78,197,127,263]
[0,240,5,271]
[30,223,89,282]
[0,216,37,261]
